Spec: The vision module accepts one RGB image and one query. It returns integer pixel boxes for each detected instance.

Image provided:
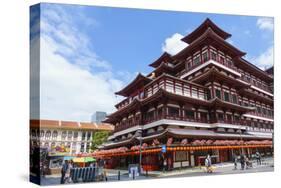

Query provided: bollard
[133,170,135,180]
[118,171,121,181]
[104,171,108,181]
[92,167,96,182]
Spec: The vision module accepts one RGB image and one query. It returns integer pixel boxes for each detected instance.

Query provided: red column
[179,104,183,120]
[195,107,198,121]
[211,83,215,98]
[208,45,211,61]
[220,83,223,100]
[191,54,194,67]
[163,102,167,119]
[200,49,203,64]
[173,80,175,93]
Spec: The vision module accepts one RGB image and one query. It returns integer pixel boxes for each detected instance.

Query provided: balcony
[215,119,247,126]
[246,111,273,120]
[115,74,208,110]
[143,114,210,124]
[179,53,240,78]
[240,76,273,94]
[113,119,141,133]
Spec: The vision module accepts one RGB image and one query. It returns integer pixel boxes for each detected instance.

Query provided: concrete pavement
[39,157,273,185]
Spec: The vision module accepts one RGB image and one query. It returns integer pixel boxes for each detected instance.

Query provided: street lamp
[239,124,243,154]
[135,127,143,175]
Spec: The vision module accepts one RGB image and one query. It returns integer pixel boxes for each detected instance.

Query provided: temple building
[98,18,273,171]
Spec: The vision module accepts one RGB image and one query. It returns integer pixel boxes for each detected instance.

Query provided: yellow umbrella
[72,157,96,163]
[73,157,85,163]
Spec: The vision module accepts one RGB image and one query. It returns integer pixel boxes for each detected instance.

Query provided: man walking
[233,154,238,170]
[256,151,261,165]
[240,154,245,170]
[61,160,69,184]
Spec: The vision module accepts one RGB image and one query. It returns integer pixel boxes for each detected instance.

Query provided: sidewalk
[146,157,273,178]
[41,157,273,182]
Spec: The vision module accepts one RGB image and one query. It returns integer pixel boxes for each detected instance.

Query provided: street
[40,157,273,185]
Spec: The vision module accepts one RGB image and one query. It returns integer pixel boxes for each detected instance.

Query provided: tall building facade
[100,19,273,170]
[92,111,107,123]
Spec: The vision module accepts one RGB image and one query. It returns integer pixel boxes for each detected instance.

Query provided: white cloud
[248,46,274,70]
[30,4,129,122]
[162,33,188,55]
[39,35,124,122]
[257,17,274,31]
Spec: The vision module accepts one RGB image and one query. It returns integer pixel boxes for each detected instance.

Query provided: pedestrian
[61,160,68,184]
[163,158,167,172]
[233,154,238,170]
[245,157,249,169]
[89,162,94,167]
[245,157,252,169]
[205,154,212,173]
[240,154,245,170]
[64,160,73,184]
[256,151,261,165]
[205,157,209,173]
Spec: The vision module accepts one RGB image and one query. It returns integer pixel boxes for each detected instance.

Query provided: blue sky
[30,3,274,122]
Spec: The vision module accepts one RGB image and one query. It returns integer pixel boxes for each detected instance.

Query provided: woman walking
[64,160,73,184]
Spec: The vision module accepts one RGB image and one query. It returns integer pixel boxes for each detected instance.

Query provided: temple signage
[161,145,167,153]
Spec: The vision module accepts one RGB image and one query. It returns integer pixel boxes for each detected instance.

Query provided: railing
[215,119,246,126]
[246,111,273,119]
[113,119,141,133]
[246,126,274,133]
[242,87,273,101]
[179,55,239,77]
[144,115,210,125]
[116,74,208,110]
[116,97,137,110]
[114,114,256,133]
[240,76,273,94]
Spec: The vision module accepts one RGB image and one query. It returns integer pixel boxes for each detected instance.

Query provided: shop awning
[73,157,96,163]
[63,156,74,160]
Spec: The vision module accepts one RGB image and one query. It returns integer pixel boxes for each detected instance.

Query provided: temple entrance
[219,150,230,162]
[142,154,161,171]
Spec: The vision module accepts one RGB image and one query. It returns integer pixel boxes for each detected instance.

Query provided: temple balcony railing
[240,87,273,101]
[142,114,210,124]
[246,126,274,133]
[240,76,273,94]
[246,111,274,120]
[143,115,249,126]
[113,115,254,134]
[178,55,239,78]
[116,74,208,110]
[113,119,141,133]
[214,119,247,126]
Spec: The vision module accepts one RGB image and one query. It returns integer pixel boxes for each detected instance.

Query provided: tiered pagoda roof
[181,18,232,44]
[190,67,250,88]
[115,73,152,97]
[174,27,246,59]
[149,52,173,68]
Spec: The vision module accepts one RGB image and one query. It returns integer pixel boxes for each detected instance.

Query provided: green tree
[92,131,109,151]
